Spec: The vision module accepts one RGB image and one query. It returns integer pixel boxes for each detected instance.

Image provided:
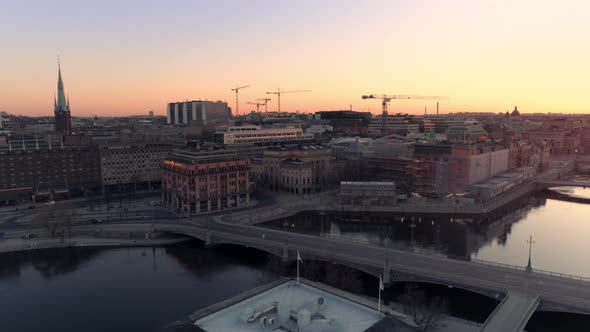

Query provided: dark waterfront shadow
[0,247,102,281]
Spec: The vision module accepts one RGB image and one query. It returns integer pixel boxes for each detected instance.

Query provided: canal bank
[0,235,191,254]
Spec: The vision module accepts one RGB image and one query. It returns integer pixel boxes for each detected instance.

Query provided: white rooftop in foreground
[195,280,382,332]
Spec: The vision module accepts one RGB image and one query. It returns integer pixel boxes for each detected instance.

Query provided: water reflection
[263,188,590,276]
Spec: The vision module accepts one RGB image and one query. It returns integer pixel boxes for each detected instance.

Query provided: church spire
[53,57,72,134]
[55,60,68,113]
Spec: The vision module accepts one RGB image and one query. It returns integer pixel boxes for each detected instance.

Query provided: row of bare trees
[30,201,76,239]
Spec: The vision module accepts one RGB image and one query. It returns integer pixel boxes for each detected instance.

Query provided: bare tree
[397,283,448,332]
[31,201,76,239]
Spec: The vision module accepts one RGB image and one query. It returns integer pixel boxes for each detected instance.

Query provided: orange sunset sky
[1,0,589,117]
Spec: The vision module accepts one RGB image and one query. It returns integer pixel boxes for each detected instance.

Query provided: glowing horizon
[1,0,590,117]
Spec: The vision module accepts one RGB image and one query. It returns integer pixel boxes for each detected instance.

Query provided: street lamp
[526,235,535,272]
[319,211,326,236]
[409,219,416,251]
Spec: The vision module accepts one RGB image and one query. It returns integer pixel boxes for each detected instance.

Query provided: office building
[250,144,335,194]
[99,142,176,191]
[314,111,371,135]
[167,100,230,125]
[0,139,100,202]
[214,125,313,146]
[161,149,250,214]
[340,181,396,206]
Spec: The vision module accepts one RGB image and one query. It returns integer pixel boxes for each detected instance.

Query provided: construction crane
[231,85,250,116]
[266,88,310,113]
[362,94,447,135]
[247,101,264,113]
[256,98,272,113]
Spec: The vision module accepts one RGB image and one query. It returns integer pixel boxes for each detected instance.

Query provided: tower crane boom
[266,88,310,112]
[362,93,448,135]
[231,85,250,116]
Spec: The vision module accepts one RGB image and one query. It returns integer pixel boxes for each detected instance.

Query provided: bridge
[74,220,590,332]
[534,179,590,190]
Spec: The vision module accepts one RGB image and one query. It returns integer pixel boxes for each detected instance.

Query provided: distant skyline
[1,0,590,117]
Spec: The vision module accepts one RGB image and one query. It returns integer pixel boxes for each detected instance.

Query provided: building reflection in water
[264,194,550,260]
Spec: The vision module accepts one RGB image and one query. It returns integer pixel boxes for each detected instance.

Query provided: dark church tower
[54,63,72,133]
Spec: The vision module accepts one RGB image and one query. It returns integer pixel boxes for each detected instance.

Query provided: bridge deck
[481,290,539,332]
[535,179,590,188]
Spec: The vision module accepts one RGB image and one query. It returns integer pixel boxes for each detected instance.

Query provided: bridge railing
[532,268,590,282]
[273,226,590,283]
[471,259,528,272]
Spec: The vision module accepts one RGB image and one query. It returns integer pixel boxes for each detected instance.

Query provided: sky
[1,0,590,117]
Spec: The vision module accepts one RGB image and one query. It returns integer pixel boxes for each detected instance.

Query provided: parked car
[90,218,103,224]
[150,201,159,206]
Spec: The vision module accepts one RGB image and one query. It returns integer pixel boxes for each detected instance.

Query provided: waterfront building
[178,278,416,332]
[167,100,230,125]
[54,63,72,134]
[365,140,415,193]
[161,148,250,214]
[250,144,335,194]
[0,138,100,202]
[522,128,581,155]
[447,143,509,193]
[99,142,177,192]
[409,142,509,195]
[340,181,396,206]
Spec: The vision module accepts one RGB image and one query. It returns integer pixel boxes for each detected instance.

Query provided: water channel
[1,187,590,331]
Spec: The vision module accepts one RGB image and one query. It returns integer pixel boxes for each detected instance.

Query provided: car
[150,201,159,206]
[90,218,103,224]
[45,201,55,205]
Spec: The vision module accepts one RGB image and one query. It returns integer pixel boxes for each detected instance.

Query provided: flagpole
[297,250,300,285]
[377,275,382,316]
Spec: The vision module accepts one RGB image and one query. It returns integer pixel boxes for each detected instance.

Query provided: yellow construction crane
[231,85,250,116]
[362,94,446,117]
[362,94,447,135]
[247,101,264,113]
[256,98,272,113]
[266,88,310,112]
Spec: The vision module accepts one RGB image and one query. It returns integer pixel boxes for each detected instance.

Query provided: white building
[167,100,230,125]
[340,181,396,206]
[214,125,313,145]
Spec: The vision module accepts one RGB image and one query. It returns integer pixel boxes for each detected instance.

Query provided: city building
[445,121,488,144]
[99,142,177,192]
[54,63,72,134]
[522,128,581,155]
[214,125,313,146]
[167,100,230,125]
[161,149,250,214]
[340,181,396,206]
[366,139,415,193]
[447,143,509,193]
[368,114,419,136]
[250,144,336,194]
[409,143,453,195]
[0,138,100,203]
[314,111,371,135]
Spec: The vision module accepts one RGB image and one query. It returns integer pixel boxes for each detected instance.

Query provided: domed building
[511,106,520,117]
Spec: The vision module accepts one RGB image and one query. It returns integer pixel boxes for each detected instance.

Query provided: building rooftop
[178,279,415,332]
[267,144,326,152]
[165,148,244,164]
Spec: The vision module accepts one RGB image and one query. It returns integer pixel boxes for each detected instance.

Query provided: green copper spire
[54,62,69,113]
